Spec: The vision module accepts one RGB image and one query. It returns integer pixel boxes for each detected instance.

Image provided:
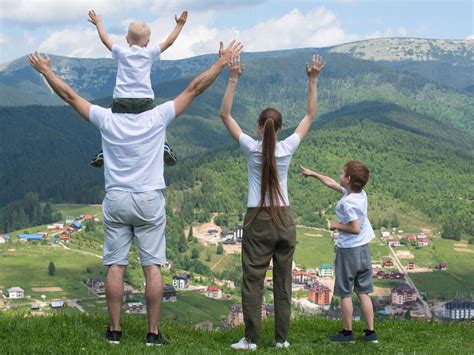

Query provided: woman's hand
[228,54,244,81]
[306,54,324,79]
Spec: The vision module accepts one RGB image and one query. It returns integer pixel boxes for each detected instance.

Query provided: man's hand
[306,54,324,79]
[228,55,244,80]
[87,10,102,26]
[28,52,52,75]
[175,11,188,26]
[219,40,244,65]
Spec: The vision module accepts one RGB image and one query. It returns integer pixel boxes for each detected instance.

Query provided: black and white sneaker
[146,331,169,346]
[330,330,355,343]
[90,151,104,168]
[361,329,378,343]
[104,327,121,344]
[164,142,177,166]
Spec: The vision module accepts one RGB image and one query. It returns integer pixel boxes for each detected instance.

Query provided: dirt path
[210,255,226,271]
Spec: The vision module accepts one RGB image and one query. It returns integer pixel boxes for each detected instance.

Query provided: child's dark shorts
[334,243,374,297]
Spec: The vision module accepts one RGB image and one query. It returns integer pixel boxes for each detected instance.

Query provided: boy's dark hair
[344,160,369,192]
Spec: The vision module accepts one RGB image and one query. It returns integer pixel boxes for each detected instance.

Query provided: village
[1,214,473,328]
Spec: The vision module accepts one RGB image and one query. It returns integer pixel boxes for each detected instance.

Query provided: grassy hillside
[0,313,472,354]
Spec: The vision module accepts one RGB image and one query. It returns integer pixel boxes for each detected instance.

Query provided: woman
[220,54,324,350]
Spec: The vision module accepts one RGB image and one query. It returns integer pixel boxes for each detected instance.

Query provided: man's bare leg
[143,264,164,334]
[105,265,127,330]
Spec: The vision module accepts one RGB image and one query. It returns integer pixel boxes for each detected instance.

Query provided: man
[28,40,243,346]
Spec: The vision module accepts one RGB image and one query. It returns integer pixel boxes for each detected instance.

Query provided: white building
[444,301,474,321]
[172,274,189,289]
[6,287,24,299]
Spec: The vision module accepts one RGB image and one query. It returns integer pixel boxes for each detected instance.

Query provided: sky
[0,0,472,64]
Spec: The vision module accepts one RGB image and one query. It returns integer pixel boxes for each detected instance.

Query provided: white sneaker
[274,340,290,349]
[230,337,257,351]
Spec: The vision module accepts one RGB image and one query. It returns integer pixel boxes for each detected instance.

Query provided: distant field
[52,204,103,219]
[0,243,105,300]
[293,227,335,268]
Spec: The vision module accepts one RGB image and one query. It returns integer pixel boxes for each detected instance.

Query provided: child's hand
[228,55,244,80]
[87,10,101,26]
[329,221,338,231]
[175,11,188,26]
[306,54,324,79]
[300,165,314,177]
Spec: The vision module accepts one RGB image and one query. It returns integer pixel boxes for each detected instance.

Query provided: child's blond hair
[127,21,151,47]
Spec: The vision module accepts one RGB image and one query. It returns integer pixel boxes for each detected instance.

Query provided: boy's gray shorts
[334,243,374,297]
[102,189,166,267]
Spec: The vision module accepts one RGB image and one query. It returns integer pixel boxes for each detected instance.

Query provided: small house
[172,274,190,289]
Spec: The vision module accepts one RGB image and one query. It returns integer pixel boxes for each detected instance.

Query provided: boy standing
[88,9,187,167]
[301,161,378,343]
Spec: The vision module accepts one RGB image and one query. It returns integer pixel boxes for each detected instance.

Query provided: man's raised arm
[173,40,243,118]
[28,52,91,121]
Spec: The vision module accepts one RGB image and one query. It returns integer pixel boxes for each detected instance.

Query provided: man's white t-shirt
[89,101,175,192]
[112,44,161,99]
[239,132,300,207]
[335,187,375,248]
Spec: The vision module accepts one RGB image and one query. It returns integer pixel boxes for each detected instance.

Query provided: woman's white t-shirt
[239,132,300,207]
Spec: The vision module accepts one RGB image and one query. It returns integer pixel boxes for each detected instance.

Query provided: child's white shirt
[112,44,161,99]
[335,187,374,248]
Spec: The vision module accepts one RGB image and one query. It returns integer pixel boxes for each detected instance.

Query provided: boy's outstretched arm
[219,54,243,142]
[159,11,188,53]
[88,10,113,51]
[301,166,343,193]
[294,54,324,141]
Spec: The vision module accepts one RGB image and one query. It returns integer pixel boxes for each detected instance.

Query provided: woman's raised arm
[219,55,244,142]
[294,54,324,140]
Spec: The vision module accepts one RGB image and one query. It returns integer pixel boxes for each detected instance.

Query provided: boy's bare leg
[340,296,353,330]
[358,293,374,330]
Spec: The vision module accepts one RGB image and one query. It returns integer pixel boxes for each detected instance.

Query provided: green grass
[0,243,104,300]
[293,227,335,268]
[0,313,472,354]
[51,204,103,218]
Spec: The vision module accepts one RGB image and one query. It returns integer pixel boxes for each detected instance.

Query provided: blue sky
[0,0,472,64]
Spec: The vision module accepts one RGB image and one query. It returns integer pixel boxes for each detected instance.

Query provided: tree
[177,234,188,253]
[48,261,56,276]
[206,249,212,262]
[191,248,200,259]
[390,214,400,228]
[187,226,194,243]
[216,243,224,255]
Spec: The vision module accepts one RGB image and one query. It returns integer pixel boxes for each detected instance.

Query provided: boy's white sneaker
[274,340,290,349]
[230,338,257,351]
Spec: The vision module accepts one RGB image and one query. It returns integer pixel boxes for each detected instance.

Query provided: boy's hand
[228,55,244,80]
[87,10,102,26]
[306,54,324,79]
[175,11,188,26]
[28,52,52,75]
[329,221,338,231]
[300,165,314,177]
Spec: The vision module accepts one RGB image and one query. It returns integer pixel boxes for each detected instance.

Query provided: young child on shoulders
[301,160,378,344]
[87,9,188,167]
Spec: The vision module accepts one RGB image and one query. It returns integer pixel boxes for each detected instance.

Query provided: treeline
[0,192,62,233]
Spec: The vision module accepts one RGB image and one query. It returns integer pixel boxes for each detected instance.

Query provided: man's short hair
[127,21,151,46]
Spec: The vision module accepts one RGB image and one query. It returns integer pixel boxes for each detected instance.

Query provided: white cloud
[0,0,147,24]
[466,34,474,40]
[0,33,9,45]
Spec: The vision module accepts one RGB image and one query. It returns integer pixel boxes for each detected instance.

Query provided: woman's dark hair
[250,108,285,225]
[344,160,370,192]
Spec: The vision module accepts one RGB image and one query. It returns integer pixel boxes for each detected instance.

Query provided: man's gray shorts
[102,190,166,266]
[334,243,374,297]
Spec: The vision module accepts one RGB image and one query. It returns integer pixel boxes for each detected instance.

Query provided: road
[387,244,432,319]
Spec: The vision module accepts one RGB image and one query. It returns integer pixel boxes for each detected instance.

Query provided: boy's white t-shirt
[335,187,375,248]
[89,101,175,192]
[112,44,161,99]
[239,132,300,207]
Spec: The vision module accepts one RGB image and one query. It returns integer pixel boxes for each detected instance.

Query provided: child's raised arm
[300,166,343,193]
[88,10,113,52]
[294,54,324,141]
[159,11,188,53]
